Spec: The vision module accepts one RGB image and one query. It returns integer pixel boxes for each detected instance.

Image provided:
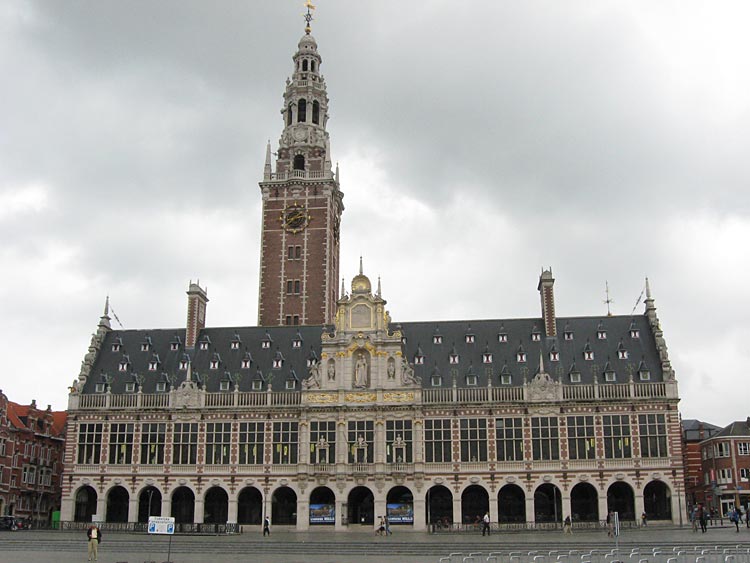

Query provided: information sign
[148,516,175,535]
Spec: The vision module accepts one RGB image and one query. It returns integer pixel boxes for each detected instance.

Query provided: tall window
[273,421,298,464]
[77,423,102,464]
[531,417,559,461]
[424,419,452,463]
[298,99,307,122]
[238,421,265,465]
[567,416,596,460]
[638,414,668,458]
[347,420,374,463]
[603,415,631,458]
[495,417,524,461]
[310,420,336,464]
[293,154,305,171]
[140,423,166,465]
[173,422,198,465]
[460,418,487,462]
[312,100,320,124]
[206,422,232,464]
[386,420,413,463]
[108,423,134,465]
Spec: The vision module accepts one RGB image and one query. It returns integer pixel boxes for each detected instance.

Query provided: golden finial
[303,1,316,34]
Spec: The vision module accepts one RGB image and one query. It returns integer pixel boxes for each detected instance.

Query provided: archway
[570,482,598,522]
[74,486,97,522]
[204,486,228,524]
[426,485,452,526]
[271,487,297,525]
[534,483,562,523]
[607,482,635,521]
[644,481,672,520]
[347,486,374,526]
[309,486,335,525]
[461,485,489,525]
[498,484,526,523]
[106,485,129,523]
[138,486,162,523]
[171,486,195,524]
[237,487,262,525]
[387,486,414,525]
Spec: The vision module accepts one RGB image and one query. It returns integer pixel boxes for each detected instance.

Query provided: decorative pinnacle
[359,256,363,275]
[604,281,613,316]
[303,0,316,34]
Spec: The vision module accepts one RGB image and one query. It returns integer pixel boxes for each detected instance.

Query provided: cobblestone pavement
[1,525,749,563]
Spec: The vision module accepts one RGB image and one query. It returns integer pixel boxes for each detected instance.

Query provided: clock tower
[258,13,343,326]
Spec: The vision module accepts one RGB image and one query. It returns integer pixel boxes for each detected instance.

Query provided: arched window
[302,60,308,71]
[287,104,293,126]
[311,61,316,72]
[298,99,306,122]
[293,155,305,171]
[312,101,320,125]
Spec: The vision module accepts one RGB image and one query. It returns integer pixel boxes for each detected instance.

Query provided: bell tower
[258,5,343,327]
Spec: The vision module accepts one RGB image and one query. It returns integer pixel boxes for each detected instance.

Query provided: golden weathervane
[303,1,316,34]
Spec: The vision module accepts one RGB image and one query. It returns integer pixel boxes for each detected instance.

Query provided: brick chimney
[186,281,209,349]
[537,268,557,337]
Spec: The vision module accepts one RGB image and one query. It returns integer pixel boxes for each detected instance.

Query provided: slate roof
[712,419,750,438]
[682,419,722,441]
[83,314,663,394]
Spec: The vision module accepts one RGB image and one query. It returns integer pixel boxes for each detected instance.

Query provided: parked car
[0,516,19,531]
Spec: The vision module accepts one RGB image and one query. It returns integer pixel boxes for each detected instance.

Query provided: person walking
[606,511,614,538]
[377,516,386,536]
[86,524,102,561]
[641,511,647,527]
[691,506,699,532]
[698,504,708,533]
[384,515,392,536]
[730,507,740,532]
[482,512,490,536]
[263,515,271,536]
[563,515,573,534]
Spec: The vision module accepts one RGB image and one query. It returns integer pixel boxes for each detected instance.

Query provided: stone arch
[497,483,526,523]
[204,486,229,524]
[309,486,336,525]
[74,485,97,522]
[643,480,672,520]
[534,483,562,523]
[607,481,635,521]
[461,484,489,524]
[386,485,414,525]
[570,482,598,522]
[347,485,374,526]
[171,486,195,524]
[271,486,297,525]
[237,486,263,525]
[105,485,129,523]
[137,485,162,522]
[426,484,453,526]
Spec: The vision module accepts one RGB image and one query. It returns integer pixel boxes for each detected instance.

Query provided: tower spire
[98,296,111,329]
[264,139,272,180]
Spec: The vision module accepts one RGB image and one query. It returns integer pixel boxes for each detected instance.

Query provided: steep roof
[712,418,750,438]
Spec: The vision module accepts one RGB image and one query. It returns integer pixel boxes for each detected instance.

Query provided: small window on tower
[302,59,308,71]
[312,100,320,125]
[293,154,305,171]
[311,60,316,72]
[294,280,301,294]
[286,280,293,294]
[287,104,293,126]
[297,99,307,122]
[288,246,294,259]
[295,246,302,259]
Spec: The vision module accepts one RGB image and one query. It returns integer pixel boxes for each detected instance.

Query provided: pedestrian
[86,524,102,562]
[641,511,647,527]
[563,515,573,534]
[263,515,271,536]
[730,507,740,532]
[698,504,708,533]
[377,516,385,536]
[606,511,614,538]
[384,515,392,536]
[691,506,699,533]
[482,512,490,536]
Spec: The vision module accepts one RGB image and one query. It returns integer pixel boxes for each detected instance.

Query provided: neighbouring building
[698,418,750,516]
[60,11,685,530]
[0,391,67,521]
[681,419,721,511]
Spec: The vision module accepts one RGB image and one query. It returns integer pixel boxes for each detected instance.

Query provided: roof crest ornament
[303,0,316,34]
[604,280,613,317]
[359,255,363,275]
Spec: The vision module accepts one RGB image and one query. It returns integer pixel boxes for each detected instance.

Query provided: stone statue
[303,362,321,389]
[387,358,396,379]
[353,353,368,388]
[327,361,336,381]
[401,357,421,385]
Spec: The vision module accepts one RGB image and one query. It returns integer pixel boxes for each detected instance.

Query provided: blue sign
[387,503,414,524]
[309,504,335,524]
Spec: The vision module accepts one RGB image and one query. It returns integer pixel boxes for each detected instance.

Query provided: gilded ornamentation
[383,392,414,403]
[307,393,337,404]
[344,392,377,403]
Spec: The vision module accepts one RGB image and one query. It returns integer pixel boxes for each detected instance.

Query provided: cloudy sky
[1,1,748,425]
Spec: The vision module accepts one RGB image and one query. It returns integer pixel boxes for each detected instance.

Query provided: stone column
[489,491,499,526]
[194,497,204,523]
[297,496,310,531]
[60,496,75,521]
[453,494,462,526]
[161,496,171,519]
[598,490,609,523]
[375,420,385,463]
[299,421,310,465]
[337,421,348,464]
[95,496,107,521]
[335,497,345,530]
[413,494,426,531]
[525,495,535,524]
[227,497,238,524]
[561,494,571,519]
[634,491,645,525]
[374,496,387,531]
[414,420,424,463]
[128,495,139,523]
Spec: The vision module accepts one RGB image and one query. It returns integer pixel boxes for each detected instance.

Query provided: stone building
[0,391,67,522]
[60,13,685,530]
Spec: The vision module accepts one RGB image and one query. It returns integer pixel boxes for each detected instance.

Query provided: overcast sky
[1,1,748,425]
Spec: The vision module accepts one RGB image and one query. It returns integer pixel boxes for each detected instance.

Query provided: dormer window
[550,351,559,362]
[569,371,581,383]
[95,383,105,393]
[564,331,573,341]
[210,360,219,370]
[292,339,302,349]
[273,358,283,369]
[220,380,230,391]
[449,353,459,365]
[531,332,541,342]
[261,341,271,349]
[466,374,477,386]
[111,343,121,352]
[414,354,425,365]
[170,342,179,351]
[156,381,167,392]
[433,335,443,345]
[306,357,317,368]
[517,352,526,363]
[639,369,651,381]
[252,380,263,390]
[597,330,607,340]
[501,374,511,385]
[584,350,594,361]
[482,353,493,364]
[604,369,616,382]
[179,360,188,370]
[465,334,475,344]
[241,358,251,369]
[431,374,442,386]
[141,343,150,352]
[618,349,628,360]
[498,333,508,343]
[285,379,297,390]
[231,341,240,350]
[630,329,640,339]
[118,361,128,372]
[148,361,158,371]
[199,341,209,351]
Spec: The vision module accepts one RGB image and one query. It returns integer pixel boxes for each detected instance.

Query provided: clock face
[280,203,310,233]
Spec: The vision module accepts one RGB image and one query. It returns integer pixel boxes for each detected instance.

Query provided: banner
[309,504,335,524]
[387,503,414,524]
